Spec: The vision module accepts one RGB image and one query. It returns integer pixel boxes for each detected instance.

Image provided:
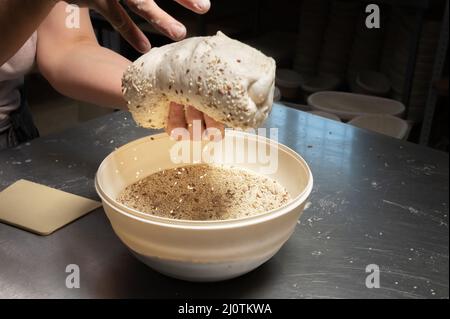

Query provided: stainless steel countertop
[0,103,448,298]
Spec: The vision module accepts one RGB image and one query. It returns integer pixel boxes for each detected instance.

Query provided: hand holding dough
[122,31,276,129]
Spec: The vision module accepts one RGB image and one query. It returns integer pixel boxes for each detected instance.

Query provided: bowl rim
[95,131,313,230]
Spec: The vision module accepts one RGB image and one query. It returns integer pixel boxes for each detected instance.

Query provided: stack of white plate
[275,69,304,100]
[351,70,391,97]
[380,9,440,122]
[300,73,341,99]
[380,9,414,99]
[408,21,441,122]
[380,8,417,76]
[293,0,329,76]
[318,0,360,78]
[347,13,385,86]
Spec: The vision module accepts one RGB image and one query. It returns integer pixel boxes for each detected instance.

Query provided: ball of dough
[122,31,276,129]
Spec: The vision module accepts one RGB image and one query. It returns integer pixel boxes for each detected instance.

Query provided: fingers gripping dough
[122,32,276,129]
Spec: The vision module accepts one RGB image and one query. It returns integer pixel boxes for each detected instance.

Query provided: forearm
[0,0,56,65]
[39,43,131,109]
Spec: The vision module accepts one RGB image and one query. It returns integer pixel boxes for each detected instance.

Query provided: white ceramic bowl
[349,114,409,140]
[95,131,313,282]
[308,91,405,121]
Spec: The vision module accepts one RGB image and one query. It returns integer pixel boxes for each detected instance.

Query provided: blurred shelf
[420,0,449,145]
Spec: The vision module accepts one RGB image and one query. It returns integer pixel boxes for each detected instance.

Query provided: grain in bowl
[117,164,290,221]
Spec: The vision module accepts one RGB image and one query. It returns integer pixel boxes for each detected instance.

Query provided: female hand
[61,0,211,52]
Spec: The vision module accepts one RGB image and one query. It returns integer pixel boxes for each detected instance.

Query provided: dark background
[27,0,449,151]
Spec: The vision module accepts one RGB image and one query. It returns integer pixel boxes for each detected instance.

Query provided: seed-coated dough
[122,32,276,129]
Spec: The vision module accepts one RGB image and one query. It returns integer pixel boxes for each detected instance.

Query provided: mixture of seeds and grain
[117,164,290,220]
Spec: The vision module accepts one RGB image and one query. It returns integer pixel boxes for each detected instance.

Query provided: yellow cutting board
[0,179,101,235]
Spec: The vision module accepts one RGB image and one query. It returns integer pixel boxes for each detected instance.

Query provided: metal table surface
[0,104,448,299]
